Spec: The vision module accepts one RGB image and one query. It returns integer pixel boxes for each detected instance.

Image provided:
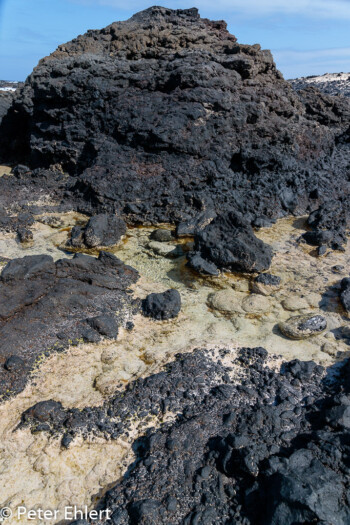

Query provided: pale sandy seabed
[0,210,349,523]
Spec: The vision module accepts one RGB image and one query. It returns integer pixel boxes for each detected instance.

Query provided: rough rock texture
[142,289,181,320]
[0,7,349,230]
[0,252,139,398]
[68,213,126,248]
[279,314,327,340]
[19,347,350,525]
[303,200,349,250]
[340,277,350,316]
[251,273,281,295]
[290,72,350,97]
[189,210,273,274]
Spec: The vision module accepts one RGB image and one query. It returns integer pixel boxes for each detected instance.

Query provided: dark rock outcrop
[340,277,350,316]
[189,210,273,274]
[142,289,181,320]
[67,213,126,249]
[303,200,349,250]
[0,7,349,231]
[0,251,138,398]
[19,347,350,525]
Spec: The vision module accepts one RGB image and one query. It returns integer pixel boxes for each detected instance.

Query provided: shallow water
[0,213,349,522]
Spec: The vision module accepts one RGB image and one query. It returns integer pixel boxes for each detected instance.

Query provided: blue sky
[0,0,349,80]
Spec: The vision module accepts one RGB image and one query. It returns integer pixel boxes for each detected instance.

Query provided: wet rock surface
[0,251,138,398]
[0,7,349,524]
[279,314,327,340]
[18,347,350,525]
[68,213,126,249]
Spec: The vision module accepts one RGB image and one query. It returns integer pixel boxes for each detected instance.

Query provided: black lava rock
[191,210,273,274]
[149,229,173,242]
[68,214,126,249]
[340,277,350,315]
[0,251,138,398]
[17,227,33,243]
[142,289,181,320]
[255,273,281,286]
[87,314,119,338]
[4,355,25,372]
[186,252,219,276]
[1,8,349,232]
[19,347,347,525]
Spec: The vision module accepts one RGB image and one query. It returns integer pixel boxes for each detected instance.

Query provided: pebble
[279,314,327,340]
[233,280,250,293]
[207,290,244,314]
[241,294,271,314]
[150,229,174,242]
[251,273,281,296]
[281,296,309,311]
[147,241,175,257]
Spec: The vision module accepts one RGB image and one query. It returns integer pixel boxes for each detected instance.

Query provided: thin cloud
[273,47,350,78]
[69,0,350,19]
[274,47,350,62]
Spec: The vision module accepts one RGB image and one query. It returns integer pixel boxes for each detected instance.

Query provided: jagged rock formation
[0,7,349,229]
[290,72,350,97]
[0,252,139,398]
[20,347,350,525]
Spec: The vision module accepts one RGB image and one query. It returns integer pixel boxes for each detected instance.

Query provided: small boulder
[279,314,327,340]
[281,296,309,311]
[68,214,126,249]
[190,210,272,274]
[340,277,350,316]
[87,314,119,338]
[142,289,181,320]
[150,229,173,242]
[242,294,271,314]
[251,273,281,296]
[17,227,33,243]
[84,214,127,248]
[187,252,219,276]
[207,289,244,314]
[21,400,66,426]
[4,355,25,372]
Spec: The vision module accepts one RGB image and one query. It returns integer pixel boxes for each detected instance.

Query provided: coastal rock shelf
[0,6,349,525]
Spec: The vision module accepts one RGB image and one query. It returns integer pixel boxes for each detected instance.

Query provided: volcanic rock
[68,213,126,249]
[17,347,350,525]
[176,209,217,237]
[149,229,173,242]
[0,8,349,228]
[0,251,138,398]
[279,314,327,339]
[191,210,273,274]
[186,252,219,276]
[142,289,181,320]
[340,277,350,316]
[17,227,33,243]
[251,273,281,295]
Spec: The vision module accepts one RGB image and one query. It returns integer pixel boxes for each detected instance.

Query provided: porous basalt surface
[0,251,139,398]
[290,72,350,97]
[189,210,273,274]
[0,7,349,231]
[19,347,350,525]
